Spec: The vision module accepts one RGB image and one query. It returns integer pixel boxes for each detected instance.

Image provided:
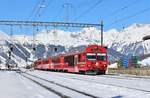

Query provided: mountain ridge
[0,23,150,66]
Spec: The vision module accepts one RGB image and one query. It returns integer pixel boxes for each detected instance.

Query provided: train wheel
[97,71,106,75]
[79,71,85,74]
[102,71,106,74]
[63,70,68,72]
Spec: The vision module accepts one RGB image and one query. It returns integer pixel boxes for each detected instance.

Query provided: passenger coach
[34,44,108,74]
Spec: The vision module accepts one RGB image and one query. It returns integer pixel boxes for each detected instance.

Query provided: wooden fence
[108,68,150,76]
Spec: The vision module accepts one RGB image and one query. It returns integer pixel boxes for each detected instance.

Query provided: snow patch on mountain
[0,31,31,67]
[0,23,150,66]
[110,23,150,56]
[0,30,10,40]
[12,35,33,44]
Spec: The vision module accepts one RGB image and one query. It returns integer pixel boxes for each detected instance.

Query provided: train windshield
[86,53,96,60]
[97,53,106,61]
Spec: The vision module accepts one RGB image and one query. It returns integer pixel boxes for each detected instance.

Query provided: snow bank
[139,57,150,66]
[108,63,118,68]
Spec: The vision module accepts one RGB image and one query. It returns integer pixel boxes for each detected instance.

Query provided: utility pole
[32,25,36,62]
[100,20,104,46]
[9,25,13,59]
[7,25,14,69]
[35,0,46,20]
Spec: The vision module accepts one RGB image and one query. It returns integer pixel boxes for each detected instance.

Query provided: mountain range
[0,23,150,67]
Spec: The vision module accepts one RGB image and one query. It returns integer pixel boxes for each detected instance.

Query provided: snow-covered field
[0,71,60,98]
[1,70,150,98]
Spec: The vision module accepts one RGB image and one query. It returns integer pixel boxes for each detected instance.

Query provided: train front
[85,45,108,74]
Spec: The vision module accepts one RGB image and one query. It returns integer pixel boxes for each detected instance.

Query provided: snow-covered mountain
[0,23,150,66]
[111,23,150,56]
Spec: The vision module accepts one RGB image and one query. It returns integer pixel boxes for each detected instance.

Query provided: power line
[63,3,73,22]
[52,7,64,21]
[29,0,47,20]
[74,0,104,21]
[34,0,46,19]
[40,0,53,17]
[28,0,43,20]
[75,0,94,8]
[108,0,140,16]
[52,3,72,22]
[106,7,150,28]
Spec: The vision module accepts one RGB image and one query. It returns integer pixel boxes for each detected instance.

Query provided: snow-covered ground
[9,70,150,98]
[1,69,150,98]
[139,57,150,66]
[108,63,118,68]
[0,71,60,98]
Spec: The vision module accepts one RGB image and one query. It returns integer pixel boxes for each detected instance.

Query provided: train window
[97,53,106,60]
[86,53,96,60]
[78,54,81,62]
[64,55,74,66]
[44,60,49,64]
[52,57,60,63]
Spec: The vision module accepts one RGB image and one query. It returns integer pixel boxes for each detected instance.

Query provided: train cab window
[86,53,96,60]
[97,53,106,61]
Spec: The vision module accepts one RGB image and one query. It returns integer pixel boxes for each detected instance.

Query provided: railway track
[38,71,150,93]
[68,77,150,93]
[47,71,150,81]
[18,71,100,98]
[101,73,150,80]
[20,73,70,98]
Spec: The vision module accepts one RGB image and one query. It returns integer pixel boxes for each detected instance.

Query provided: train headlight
[103,65,107,67]
[96,62,99,66]
[88,65,91,67]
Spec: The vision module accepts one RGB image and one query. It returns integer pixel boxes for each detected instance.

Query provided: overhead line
[109,0,139,16]
[0,20,101,28]
[106,7,150,28]
[40,0,53,16]
[34,0,46,19]
[52,7,64,21]
[74,0,104,21]
[29,0,47,20]
[28,0,43,20]
[75,0,93,8]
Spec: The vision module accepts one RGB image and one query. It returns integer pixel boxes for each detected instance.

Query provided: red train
[34,44,109,74]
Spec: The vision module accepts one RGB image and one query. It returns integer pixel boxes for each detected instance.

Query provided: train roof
[35,44,107,60]
[60,44,107,57]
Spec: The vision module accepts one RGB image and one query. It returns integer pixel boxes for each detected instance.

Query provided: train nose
[95,62,107,68]
[87,61,96,67]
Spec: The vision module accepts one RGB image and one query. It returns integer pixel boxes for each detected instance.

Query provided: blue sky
[0,0,150,35]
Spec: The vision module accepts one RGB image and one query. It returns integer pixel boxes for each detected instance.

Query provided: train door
[74,55,79,72]
[64,55,74,66]
[74,55,78,66]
